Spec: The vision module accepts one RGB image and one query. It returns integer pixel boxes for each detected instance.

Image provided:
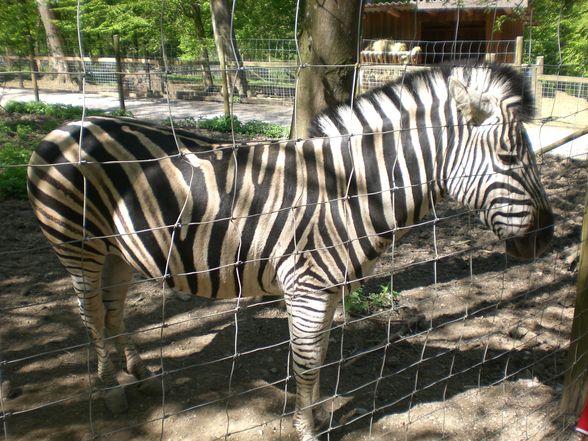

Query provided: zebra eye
[498,153,518,165]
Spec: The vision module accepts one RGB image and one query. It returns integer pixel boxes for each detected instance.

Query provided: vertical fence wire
[0,1,586,440]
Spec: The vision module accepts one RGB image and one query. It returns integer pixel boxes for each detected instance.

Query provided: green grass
[344,283,400,316]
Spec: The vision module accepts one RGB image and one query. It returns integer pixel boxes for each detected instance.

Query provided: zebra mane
[308,63,535,138]
[447,63,535,121]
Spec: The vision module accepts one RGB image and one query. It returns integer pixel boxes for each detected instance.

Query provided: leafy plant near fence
[167,115,290,139]
[0,144,31,200]
[196,115,289,138]
[3,101,133,119]
[0,101,137,201]
[524,0,588,76]
[0,117,45,201]
[345,283,400,316]
[0,103,289,201]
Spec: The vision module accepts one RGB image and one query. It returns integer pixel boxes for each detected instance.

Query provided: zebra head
[446,65,554,260]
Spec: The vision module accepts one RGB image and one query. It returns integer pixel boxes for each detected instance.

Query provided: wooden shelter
[363,0,528,63]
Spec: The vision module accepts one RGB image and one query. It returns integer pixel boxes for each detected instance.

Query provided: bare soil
[0,149,586,441]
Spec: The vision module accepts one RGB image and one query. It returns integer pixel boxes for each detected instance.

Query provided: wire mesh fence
[361,38,519,64]
[0,2,587,441]
[2,37,586,117]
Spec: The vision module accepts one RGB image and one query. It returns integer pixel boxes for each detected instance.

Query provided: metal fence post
[113,34,126,112]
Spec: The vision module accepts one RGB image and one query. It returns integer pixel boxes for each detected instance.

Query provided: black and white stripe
[27,64,553,440]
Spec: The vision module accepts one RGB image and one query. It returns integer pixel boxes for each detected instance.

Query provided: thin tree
[291,0,362,139]
[184,0,214,89]
[210,0,249,98]
[35,0,77,85]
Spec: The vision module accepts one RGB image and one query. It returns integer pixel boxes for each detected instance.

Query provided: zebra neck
[308,72,476,238]
[439,123,476,209]
[300,132,444,246]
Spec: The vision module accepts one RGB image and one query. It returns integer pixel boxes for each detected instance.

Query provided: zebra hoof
[137,375,165,396]
[294,427,319,441]
[313,405,330,428]
[102,387,128,414]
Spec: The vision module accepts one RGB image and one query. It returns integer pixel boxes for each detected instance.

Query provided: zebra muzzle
[505,208,554,260]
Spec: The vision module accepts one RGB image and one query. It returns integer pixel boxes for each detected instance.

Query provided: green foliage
[525,0,588,75]
[0,114,58,201]
[197,115,288,138]
[345,288,370,316]
[1,0,584,77]
[491,6,526,33]
[0,144,32,200]
[2,0,296,60]
[0,0,41,56]
[0,103,130,200]
[4,101,133,119]
[15,123,33,139]
[0,122,11,141]
[232,0,296,41]
[5,101,85,118]
[344,283,400,316]
[49,0,181,57]
[108,108,135,117]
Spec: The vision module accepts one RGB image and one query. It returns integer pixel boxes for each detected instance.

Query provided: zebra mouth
[504,208,554,260]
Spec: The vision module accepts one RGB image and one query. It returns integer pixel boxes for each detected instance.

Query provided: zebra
[27,64,553,441]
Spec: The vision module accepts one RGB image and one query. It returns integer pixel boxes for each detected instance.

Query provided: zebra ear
[449,76,493,126]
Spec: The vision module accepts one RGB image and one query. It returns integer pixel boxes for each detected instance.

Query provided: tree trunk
[191,1,214,89]
[210,0,249,97]
[35,0,76,85]
[210,1,230,115]
[290,0,362,139]
[561,187,588,415]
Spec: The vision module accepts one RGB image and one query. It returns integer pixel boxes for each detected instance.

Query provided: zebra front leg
[286,292,338,441]
[73,273,128,414]
[101,255,162,396]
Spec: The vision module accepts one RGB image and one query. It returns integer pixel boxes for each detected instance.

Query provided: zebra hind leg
[287,292,339,441]
[72,268,128,414]
[101,254,163,397]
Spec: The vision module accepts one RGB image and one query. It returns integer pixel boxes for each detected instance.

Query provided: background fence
[2,37,585,128]
[1,11,587,441]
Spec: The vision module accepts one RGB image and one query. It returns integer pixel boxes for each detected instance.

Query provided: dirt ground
[0,150,586,441]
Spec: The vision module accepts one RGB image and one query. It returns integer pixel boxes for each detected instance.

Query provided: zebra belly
[111,218,281,299]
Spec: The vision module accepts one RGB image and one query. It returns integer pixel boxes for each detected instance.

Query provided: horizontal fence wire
[0,2,587,441]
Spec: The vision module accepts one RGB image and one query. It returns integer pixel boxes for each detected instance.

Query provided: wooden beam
[561,186,588,415]
[536,127,588,157]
